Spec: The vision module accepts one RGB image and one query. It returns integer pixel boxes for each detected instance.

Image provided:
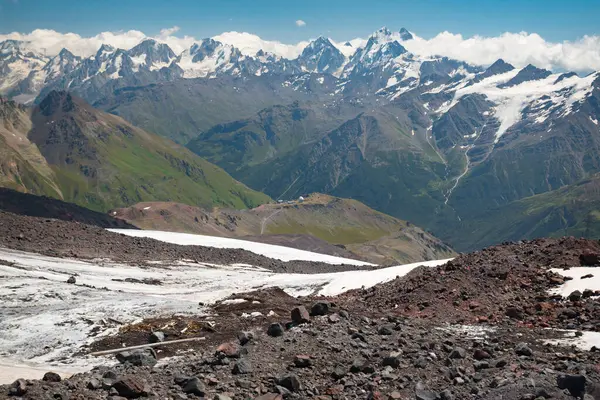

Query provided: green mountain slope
[112,193,456,265]
[0,92,270,212]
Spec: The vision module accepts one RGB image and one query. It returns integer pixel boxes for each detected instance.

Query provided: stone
[183,377,206,396]
[310,302,329,316]
[557,374,586,398]
[255,394,283,400]
[473,349,491,360]
[448,347,466,359]
[291,306,310,324]
[42,372,62,382]
[378,325,394,335]
[115,349,157,367]
[382,352,402,368]
[112,377,147,398]
[580,252,599,266]
[238,331,254,345]
[339,310,350,319]
[515,343,533,357]
[350,358,366,373]
[215,395,233,400]
[414,357,428,369]
[216,342,242,358]
[8,379,27,396]
[149,331,165,343]
[232,359,253,375]
[66,276,76,284]
[87,378,102,390]
[569,290,583,302]
[267,323,285,337]
[416,388,438,400]
[331,364,347,380]
[328,314,341,323]
[505,307,523,319]
[293,355,312,368]
[277,375,301,392]
[474,361,490,371]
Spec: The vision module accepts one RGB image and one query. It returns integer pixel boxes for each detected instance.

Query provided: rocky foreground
[2,237,600,399]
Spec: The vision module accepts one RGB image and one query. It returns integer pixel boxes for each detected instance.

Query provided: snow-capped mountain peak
[128,39,176,71]
[399,28,414,41]
[298,36,345,74]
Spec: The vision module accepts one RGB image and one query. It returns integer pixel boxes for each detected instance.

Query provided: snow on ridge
[108,229,374,266]
[446,69,598,143]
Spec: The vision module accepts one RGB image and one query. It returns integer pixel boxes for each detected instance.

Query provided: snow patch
[548,267,600,297]
[0,246,450,380]
[109,229,375,266]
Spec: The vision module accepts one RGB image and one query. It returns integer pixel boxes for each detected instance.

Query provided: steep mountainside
[0,187,135,228]
[448,173,600,250]
[0,97,63,197]
[0,92,270,211]
[112,193,455,265]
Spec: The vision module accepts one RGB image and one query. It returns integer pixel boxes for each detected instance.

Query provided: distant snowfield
[0,246,449,383]
[108,229,375,266]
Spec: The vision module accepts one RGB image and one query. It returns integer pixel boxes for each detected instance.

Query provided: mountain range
[1,26,599,252]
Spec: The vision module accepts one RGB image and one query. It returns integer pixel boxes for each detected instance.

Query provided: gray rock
[293,355,312,368]
[378,325,394,335]
[8,379,27,396]
[515,342,533,357]
[232,358,253,375]
[66,276,76,284]
[382,351,402,368]
[568,290,583,302]
[416,388,439,400]
[214,395,232,400]
[115,349,157,367]
[183,377,206,396]
[149,331,165,343]
[310,302,329,316]
[267,323,284,337]
[277,374,301,392]
[331,364,347,380]
[237,330,254,345]
[449,347,466,359]
[557,374,586,398]
[87,378,102,390]
[42,372,62,382]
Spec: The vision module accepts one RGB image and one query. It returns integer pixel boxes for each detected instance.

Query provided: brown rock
[291,306,310,324]
[112,377,147,398]
[216,342,241,358]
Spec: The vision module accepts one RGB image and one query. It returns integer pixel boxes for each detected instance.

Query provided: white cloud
[213,31,308,58]
[404,31,600,73]
[295,20,306,27]
[0,27,599,73]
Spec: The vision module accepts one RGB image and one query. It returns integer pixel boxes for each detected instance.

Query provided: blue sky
[1,0,599,42]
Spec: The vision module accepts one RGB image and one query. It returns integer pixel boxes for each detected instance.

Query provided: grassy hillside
[112,193,456,265]
[0,93,270,212]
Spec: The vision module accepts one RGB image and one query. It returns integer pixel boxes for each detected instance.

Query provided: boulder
[267,323,285,337]
[291,306,310,324]
[112,377,147,399]
[183,377,206,396]
[310,302,329,316]
[42,372,62,382]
